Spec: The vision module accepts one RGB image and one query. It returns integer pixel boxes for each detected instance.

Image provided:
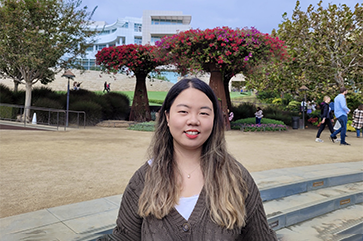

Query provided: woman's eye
[200,112,210,116]
[178,110,187,114]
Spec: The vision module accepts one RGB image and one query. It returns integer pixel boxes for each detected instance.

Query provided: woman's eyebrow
[200,106,212,111]
[175,104,212,111]
[176,104,190,108]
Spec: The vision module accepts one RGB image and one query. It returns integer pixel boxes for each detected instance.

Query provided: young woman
[98,78,276,240]
[315,96,335,143]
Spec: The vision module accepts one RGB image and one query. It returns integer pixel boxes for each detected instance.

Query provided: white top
[147,159,199,220]
[175,194,199,220]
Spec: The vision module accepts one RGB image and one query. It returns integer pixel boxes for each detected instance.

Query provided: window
[151,36,161,45]
[121,22,129,28]
[134,36,142,44]
[98,30,110,35]
[86,46,94,52]
[96,44,107,50]
[134,23,142,32]
[151,19,183,25]
[119,37,125,45]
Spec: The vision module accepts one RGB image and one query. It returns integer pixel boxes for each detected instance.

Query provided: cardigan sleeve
[96,163,148,241]
[239,164,277,241]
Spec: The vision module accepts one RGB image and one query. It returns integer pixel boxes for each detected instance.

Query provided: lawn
[97,90,252,106]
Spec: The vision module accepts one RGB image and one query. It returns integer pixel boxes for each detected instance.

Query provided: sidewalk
[1,161,362,241]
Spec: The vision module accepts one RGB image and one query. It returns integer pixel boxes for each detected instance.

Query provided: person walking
[255,107,263,124]
[352,104,363,138]
[330,87,350,145]
[315,96,334,143]
[103,81,108,92]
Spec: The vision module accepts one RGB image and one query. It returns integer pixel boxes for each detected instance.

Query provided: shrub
[347,120,356,132]
[272,98,282,105]
[347,92,363,111]
[256,90,279,102]
[233,117,285,125]
[309,110,321,118]
[232,102,256,120]
[0,106,14,120]
[0,92,13,104]
[0,84,14,104]
[32,87,60,103]
[231,123,288,132]
[12,90,26,105]
[285,100,300,111]
[103,92,130,120]
[71,101,102,125]
[31,98,64,125]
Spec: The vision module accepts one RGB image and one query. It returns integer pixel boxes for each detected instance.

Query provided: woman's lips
[185,130,199,139]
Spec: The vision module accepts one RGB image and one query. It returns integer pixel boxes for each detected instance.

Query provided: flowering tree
[96,44,163,121]
[156,27,287,129]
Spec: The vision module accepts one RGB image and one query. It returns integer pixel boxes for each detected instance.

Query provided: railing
[0,103,86,131]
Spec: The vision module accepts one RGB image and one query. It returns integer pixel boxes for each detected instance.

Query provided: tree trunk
[13,80,20,92]
[208,63,230,130]
[24,81,32,122]
[223,74,232,111]
[129,72,151,122]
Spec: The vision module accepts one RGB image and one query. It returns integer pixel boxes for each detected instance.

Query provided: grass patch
[127,121,156,131]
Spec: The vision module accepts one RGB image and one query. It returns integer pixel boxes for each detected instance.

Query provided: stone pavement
[0,161,362,241]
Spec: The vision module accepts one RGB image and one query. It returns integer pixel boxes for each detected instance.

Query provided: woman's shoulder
[126,162,149,193]
[234,161,255,184]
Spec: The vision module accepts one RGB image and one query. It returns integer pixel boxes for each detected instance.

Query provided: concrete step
[276,203,363,241]
[266,182,363,231]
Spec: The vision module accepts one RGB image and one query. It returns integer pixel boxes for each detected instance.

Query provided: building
[77,10,191,71]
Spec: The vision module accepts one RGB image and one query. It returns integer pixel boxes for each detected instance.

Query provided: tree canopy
[156,27,286,128]
[275,0,363,95]
[0,0,96,118]
[96,44,164,121]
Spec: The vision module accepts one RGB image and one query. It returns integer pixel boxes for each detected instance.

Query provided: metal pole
[66,78,70,127]
[302,93,306,129]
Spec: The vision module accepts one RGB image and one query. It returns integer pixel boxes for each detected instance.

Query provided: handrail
[0,103,86,131]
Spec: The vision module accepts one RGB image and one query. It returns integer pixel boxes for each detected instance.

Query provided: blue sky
[81,0,359,34]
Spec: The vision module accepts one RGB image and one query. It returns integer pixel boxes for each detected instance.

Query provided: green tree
[277,1,363,93]
[0,0,96,119]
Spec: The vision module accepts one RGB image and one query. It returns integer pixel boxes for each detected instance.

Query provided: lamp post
[299,85,309,129]
[61,70,75,127]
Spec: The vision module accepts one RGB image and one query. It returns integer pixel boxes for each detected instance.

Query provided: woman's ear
[165,111,170,126]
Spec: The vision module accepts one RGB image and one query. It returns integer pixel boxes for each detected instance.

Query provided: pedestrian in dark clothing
[315,96,334,143]
[103,81,108,92]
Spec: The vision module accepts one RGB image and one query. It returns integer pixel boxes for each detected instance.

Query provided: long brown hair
[138,78,248,229]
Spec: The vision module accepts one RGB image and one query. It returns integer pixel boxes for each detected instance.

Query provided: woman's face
[166,87,214,153]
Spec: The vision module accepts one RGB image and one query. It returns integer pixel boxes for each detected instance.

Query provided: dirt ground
[0,126,362,218]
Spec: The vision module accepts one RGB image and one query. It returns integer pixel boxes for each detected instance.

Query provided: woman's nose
[187,114,200,125]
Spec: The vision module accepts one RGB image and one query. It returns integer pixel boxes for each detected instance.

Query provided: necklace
[176,161,201,179]
[186,164,200,179]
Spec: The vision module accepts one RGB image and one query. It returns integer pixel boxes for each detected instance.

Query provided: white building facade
[77,10,191,70]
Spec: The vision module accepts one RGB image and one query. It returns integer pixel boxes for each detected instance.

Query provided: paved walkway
[0,161,362,241]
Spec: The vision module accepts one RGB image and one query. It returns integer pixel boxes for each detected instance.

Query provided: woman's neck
[173,147,202,169]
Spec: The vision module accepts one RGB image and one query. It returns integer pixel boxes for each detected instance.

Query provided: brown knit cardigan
[97,162,277,241]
